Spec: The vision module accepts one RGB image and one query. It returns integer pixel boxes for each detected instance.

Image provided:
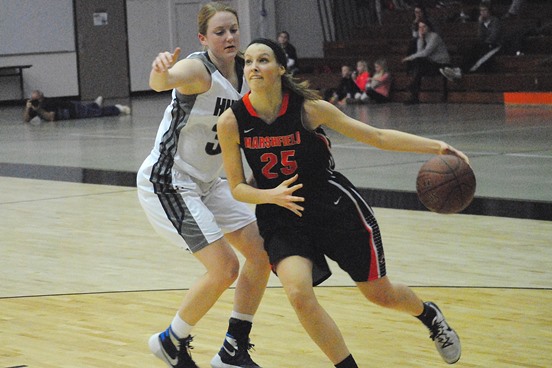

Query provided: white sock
[170,313,194,339]
[231,311,254,323]
[115,104,131,114]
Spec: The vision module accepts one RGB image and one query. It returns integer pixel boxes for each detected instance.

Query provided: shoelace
[178,335,198,365]
[235,340,260,367]
[430,320,454,348]
[237,339,256,352]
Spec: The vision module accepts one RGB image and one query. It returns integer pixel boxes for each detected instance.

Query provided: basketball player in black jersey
[217,38,469,367]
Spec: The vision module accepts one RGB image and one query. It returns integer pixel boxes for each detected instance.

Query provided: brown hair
[282,74,321,101]
[197,2,239,36]
[248,38,320,101]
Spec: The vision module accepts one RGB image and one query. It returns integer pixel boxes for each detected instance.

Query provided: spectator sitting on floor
[324,64,362,105]
[440,1,503,81]
[23,90,131,123]
[350,60,371,103]
[365,58,392,103]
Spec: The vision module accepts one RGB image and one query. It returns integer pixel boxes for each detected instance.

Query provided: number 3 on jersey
[205,124,221,155]
[261,150,297,179]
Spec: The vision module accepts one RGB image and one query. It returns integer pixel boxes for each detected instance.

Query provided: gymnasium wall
[0,0,78,100]
[125,0,324,92]
[0,0,323,101]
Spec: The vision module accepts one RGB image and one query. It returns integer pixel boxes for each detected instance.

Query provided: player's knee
[286,287,317,314]
[249,247,270,267]
[368,292,396,308]
[214,258,240,287]
[362,283,397,308]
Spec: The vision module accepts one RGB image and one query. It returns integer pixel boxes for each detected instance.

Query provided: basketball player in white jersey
[136,3,270,368]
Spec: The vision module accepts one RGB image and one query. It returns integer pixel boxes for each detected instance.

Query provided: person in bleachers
[402,20,452,104]
[440,1,503,80]
[277,31,300,75]
[406,4,433,74]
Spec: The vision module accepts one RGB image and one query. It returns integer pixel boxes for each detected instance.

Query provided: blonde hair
[197,2,239,36]
[375,58,388,73]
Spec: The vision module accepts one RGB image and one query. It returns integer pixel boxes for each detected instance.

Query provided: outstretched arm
[149,47,210,95]
[303,99,469,164]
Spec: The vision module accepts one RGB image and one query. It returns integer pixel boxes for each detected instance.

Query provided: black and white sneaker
[426,302,461,364]
[149,327,199,368]
[210,334,261,368]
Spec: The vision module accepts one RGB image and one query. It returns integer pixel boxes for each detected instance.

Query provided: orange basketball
[416,155,476,214]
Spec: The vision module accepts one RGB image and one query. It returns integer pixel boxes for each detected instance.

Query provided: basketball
[416,155,476,214]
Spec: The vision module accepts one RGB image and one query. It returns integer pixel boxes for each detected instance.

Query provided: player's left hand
[440,143,470,165]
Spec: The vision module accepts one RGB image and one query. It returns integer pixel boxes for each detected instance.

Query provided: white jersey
[140,51,248,187]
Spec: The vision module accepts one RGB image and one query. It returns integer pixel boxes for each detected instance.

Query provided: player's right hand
[270,174,305,217]
[152,47,182,73]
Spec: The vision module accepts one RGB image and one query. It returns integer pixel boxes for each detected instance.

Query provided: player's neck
[249,90,283,124]
[208,51,236,80]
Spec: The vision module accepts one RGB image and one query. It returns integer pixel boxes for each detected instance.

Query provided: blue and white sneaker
[426,302,461,364]
[210,333,261,368]
[149,327,199,368]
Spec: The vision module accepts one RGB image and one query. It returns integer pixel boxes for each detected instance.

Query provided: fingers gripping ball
[416,155,476,214]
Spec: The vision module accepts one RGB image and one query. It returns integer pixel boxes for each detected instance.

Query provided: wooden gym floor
[1,95,551,367]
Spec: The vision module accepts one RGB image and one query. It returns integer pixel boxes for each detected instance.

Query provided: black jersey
[232,91,334,194]
[232,91,340,228]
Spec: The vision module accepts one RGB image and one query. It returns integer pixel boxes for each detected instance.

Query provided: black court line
[1,162,551,221]
[1,285,551,301]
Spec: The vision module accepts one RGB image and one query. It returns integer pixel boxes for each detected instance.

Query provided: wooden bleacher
[297,1,552,104]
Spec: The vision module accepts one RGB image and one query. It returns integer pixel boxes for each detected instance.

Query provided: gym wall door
[75,0,130,100]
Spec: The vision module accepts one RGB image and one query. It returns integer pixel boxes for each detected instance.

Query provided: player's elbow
[149,73,170,92]
[149,81,166,92]
[230,189,245,204]
[231,183,253,204]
